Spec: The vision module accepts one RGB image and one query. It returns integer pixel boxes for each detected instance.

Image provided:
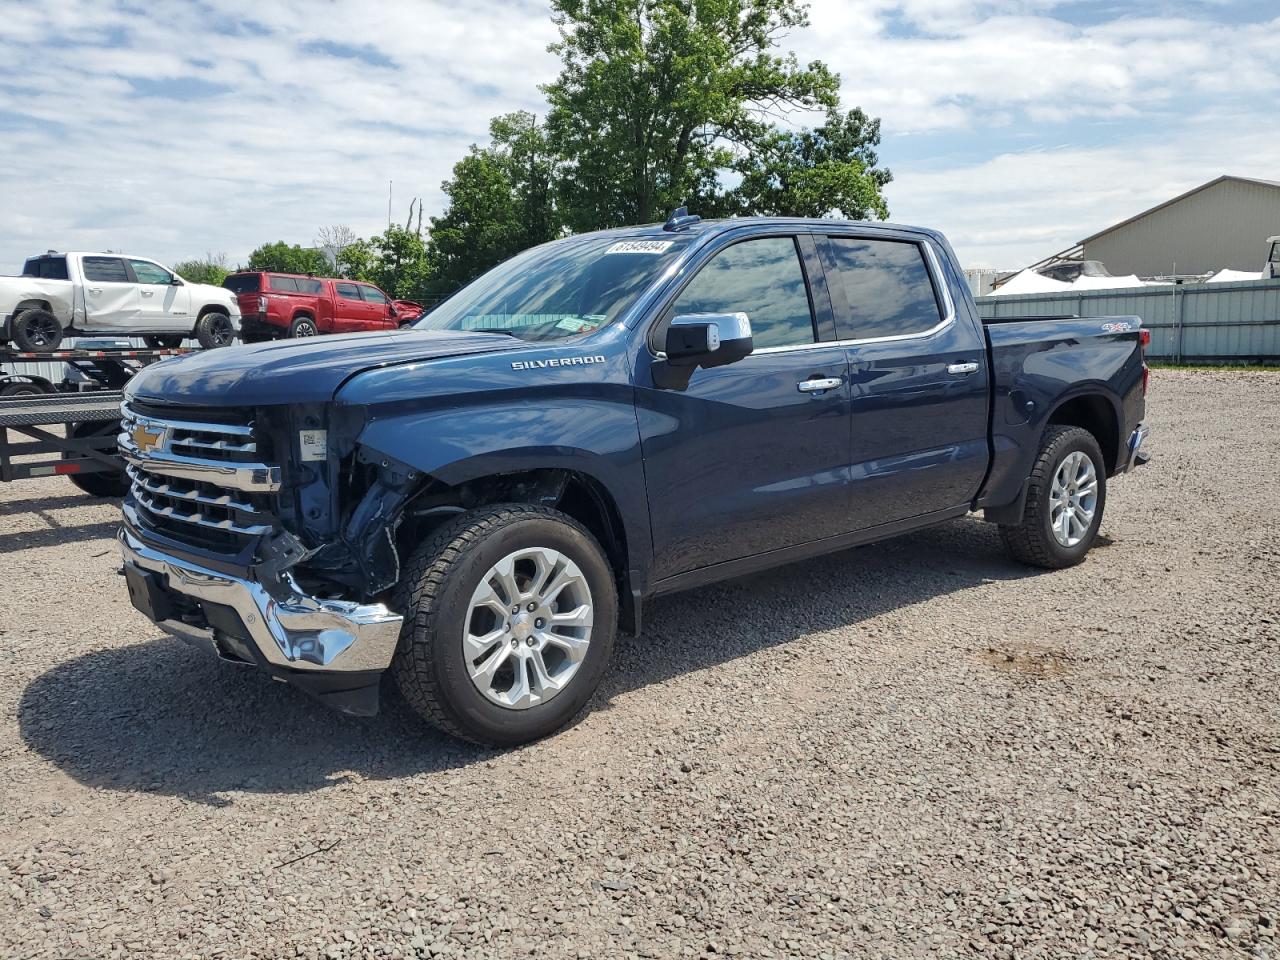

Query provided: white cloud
[0,0,1274,273]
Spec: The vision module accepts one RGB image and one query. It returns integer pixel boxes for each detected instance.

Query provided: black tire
[143,334,184,349]
[999,425,1107,569]
[11,309,63,352]
[289,316,319,338]
[195,310,235,348]
[0,380,50,397]
[63,422,129,498]
[391,503,618,747]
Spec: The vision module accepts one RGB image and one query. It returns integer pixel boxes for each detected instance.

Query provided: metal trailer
[0,346,189,496]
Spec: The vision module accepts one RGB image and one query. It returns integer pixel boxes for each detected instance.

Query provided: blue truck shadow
[18,516,1044,804]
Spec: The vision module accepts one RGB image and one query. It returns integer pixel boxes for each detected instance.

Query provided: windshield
[416,234,691,341]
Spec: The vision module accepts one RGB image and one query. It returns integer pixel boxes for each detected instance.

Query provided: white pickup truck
[2,252,240,352]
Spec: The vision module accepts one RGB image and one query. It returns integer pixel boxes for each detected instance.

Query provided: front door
[357,284,397,331]
[635,234,852,582]
[820,233,991,529]
[79,256,140,330]
[332,282,367,333]
[129,258,189,331]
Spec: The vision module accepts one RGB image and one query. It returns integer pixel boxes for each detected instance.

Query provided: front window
[361,285,388,304]
[417,234,693,341]
[130,259,173,285]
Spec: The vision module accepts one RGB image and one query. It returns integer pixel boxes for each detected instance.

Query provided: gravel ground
[1,367,1277,960]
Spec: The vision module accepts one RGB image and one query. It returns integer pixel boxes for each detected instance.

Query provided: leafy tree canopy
[543,0,848,230]
[246,241,330,276]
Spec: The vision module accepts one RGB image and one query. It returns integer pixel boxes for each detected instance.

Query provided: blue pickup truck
[117,213,1150,746]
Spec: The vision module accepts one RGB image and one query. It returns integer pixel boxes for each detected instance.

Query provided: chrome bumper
[1122,422,1150,474]
[119,527,402,673]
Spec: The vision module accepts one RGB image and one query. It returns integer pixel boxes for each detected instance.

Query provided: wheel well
[14,299,53,315]
[197,304,229,319]
[1048,394,1119,474]
[392,467,636,631]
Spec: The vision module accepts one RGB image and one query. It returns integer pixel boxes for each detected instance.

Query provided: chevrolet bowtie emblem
[130,422,165,454]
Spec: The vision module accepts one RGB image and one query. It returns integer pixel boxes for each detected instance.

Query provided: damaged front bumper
[119,526,403,715]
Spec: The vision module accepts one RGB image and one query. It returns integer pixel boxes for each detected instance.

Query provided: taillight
[1138,328,1150,395]
[257,295,267,313]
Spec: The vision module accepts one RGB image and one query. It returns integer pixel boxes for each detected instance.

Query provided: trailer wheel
[63,422,129,498]
[195,310,235,348]
[0,380,51,397]
[144,335,184,349]
[10,309,64,352]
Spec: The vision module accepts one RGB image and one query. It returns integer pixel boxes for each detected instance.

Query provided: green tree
[173,252,230,285]
[425,112,561,296]
[732,107,892,219]
[246,241,330,275]
[543,0,842,231]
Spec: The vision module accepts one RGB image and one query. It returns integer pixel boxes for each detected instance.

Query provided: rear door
[129,258,189,331]
[79,256,140,330]
[635,232,853,581]
[356,283,397,330]
[820,232,990,529]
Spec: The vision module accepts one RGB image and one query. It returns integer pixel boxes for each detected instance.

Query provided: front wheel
[391,504,617,747]
[195,311,235,348]
[1000,425,1107,569]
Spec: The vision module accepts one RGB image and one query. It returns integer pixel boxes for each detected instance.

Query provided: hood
[126,329,522,406]
[189,281,240,311]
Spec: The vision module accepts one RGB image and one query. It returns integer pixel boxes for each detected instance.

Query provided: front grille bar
[126,466,266,517]
[134,488,274,536]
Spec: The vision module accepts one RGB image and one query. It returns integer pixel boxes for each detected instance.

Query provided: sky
[0,0,1275,272]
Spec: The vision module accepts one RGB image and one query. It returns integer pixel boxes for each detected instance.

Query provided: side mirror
[170,275,183,285]
[664,312,753,368]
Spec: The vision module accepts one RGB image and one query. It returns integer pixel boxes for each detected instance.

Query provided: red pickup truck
[224,272,412,340]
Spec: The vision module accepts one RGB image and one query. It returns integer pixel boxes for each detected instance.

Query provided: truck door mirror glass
[170,275,183,285]
[665,312,753,368]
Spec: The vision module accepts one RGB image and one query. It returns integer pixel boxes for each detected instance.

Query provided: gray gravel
[1,367,1277,959]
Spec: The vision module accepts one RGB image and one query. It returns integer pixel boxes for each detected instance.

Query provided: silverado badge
[130,422,165,454]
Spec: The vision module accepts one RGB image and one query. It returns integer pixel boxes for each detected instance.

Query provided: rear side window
[335,282,361,299]
[296,277,322,294]
[670,236,815,349]
[826,238,943,341]
[360,285,388,304]
[269,275,299,292]
[81,256,130,283]
[23,256,69,280]
[223,274,260,294]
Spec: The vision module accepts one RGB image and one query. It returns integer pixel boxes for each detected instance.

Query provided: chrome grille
[120,401,280,547]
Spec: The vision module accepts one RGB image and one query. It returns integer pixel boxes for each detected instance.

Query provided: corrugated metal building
[1081,175,1280,277]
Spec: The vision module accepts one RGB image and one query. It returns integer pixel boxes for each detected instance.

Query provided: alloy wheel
[1049,450,1098,547]
[463,547,594,710]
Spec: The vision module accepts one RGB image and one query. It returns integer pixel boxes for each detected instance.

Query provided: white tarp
[988,270,1153,296]
[1206,269,1263,283]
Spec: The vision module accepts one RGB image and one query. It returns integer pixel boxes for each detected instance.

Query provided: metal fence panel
[976,279,1280,362]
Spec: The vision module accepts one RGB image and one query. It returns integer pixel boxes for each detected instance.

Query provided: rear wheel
[10,309,63,352]
[391,504,617,747]
[143,334,184,349]
[1000,425,1107,569]
[289,316,318,338]
[195,310,234,348]
[63,421,128,498]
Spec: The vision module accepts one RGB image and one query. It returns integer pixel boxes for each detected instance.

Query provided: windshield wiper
[468,328,523,338]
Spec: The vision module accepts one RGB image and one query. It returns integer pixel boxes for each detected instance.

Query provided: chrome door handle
[797,377,843,393]
[140,290,154,297]
[947,361,979,375]
[88,287,102,295]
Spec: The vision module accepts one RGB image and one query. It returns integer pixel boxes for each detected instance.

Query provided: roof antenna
[663,206,701,232]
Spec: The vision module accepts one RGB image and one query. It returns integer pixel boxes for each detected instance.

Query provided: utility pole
[388,180,393,227]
